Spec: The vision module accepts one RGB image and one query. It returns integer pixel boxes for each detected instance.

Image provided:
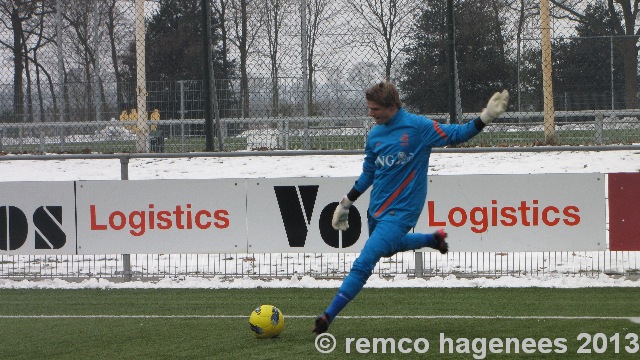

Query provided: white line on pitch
[0,315,638,321]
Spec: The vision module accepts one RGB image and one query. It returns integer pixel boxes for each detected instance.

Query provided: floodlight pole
[202,0,214,151]
[447,0,456,124]
[135,0,150,152]
[540,0,556,144]
[300,0,308,117]
[55,0,67,148]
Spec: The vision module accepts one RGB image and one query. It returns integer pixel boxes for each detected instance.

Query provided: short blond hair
[365,81,402,108]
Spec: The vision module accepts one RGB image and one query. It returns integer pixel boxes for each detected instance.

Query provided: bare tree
[348,60,378,90]
[304,0,337,115]
[347,0,417,80]
[262,0,289,116]
[104,0,129,112]
[212,0,235,117]
[0,0,43,121]
[212,0,231,71]
[228,0,263,117]
[63,0,92,120]
[61,0,110,121]
[551,0,639,108]
[29,1,56,123]
[506,0,538,110]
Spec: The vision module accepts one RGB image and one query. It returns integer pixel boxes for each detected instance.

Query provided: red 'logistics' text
[428,199,580,233]
[90,204,230,236]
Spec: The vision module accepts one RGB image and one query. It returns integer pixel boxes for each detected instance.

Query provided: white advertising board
[415,173,605,251]
[246,177,370,253]
[0,182,77,255]
[75,179,247,254]
[2,173,605,255]
[245,174,604,253]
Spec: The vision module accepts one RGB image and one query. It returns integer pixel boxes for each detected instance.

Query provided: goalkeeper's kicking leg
[312,221,448,334]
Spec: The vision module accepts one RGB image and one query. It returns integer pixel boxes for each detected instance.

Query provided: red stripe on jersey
[433,121,447,139]
[373,170,416,218]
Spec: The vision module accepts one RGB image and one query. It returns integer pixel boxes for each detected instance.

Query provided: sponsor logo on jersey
[375,152,414,168]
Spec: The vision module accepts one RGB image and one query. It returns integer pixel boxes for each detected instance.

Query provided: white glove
[480,89,509,124]
[331,196,353,231]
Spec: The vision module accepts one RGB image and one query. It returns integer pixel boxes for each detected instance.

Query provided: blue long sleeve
[353,108,482,227]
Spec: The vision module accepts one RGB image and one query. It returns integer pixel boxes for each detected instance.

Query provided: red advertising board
[609,173,640,251]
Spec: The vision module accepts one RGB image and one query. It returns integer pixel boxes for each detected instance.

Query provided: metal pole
[539,0,556,144]
[120,156,132,282]
[135,0,149,152]
[92,0,103,122]
[120,156,129,179]
[454,49,462,123]
[414,252,424,278]
[447,0,455,124]
[55,0,67,148]
[204,0,224,151]
[300,0,308,117]
[179,81,186,152]
[595,113,604,145]
[610,36,615,110]
[202,0,214,151]
[517,34,521,113]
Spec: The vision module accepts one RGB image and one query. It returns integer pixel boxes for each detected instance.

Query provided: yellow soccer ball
[249,305,285,338]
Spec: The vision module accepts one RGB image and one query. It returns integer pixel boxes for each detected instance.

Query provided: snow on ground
[0,149,638,181]
[1,273,639,289]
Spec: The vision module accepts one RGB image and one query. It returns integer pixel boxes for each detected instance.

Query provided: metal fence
[1,250,639,280]
[2,1,640,154]
[1,110,640,154]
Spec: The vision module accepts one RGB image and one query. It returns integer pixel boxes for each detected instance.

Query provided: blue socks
[325,292,351,322]
[423,233,438,249]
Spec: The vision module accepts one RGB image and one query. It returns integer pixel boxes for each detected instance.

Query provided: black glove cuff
[473,117,486,131]
[346,188,362,202]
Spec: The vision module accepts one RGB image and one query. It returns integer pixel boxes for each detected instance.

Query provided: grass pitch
[1,287,639,359]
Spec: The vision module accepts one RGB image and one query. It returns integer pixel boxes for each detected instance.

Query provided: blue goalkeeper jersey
[353,107,483,227]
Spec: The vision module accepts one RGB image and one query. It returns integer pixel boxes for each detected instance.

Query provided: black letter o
[318,202,361,248]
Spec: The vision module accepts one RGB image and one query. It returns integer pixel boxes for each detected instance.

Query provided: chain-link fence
[1,0,640,154]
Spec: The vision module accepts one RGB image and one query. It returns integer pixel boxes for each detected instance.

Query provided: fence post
[39,130,45,153]
[594,113,604,145]
[414,251,423,278]
[284,119,290,150]
[277,120,285,149]
[120,155,133,282]
[303,118,310,150]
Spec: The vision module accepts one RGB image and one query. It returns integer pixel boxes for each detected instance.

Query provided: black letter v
[273,186,318,247]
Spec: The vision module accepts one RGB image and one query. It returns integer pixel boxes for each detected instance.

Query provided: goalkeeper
[313,81,509,334]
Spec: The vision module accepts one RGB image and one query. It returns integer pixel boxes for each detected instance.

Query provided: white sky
[0,149,639,289]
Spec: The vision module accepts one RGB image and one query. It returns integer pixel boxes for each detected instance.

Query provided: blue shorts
[337,217,432,299]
